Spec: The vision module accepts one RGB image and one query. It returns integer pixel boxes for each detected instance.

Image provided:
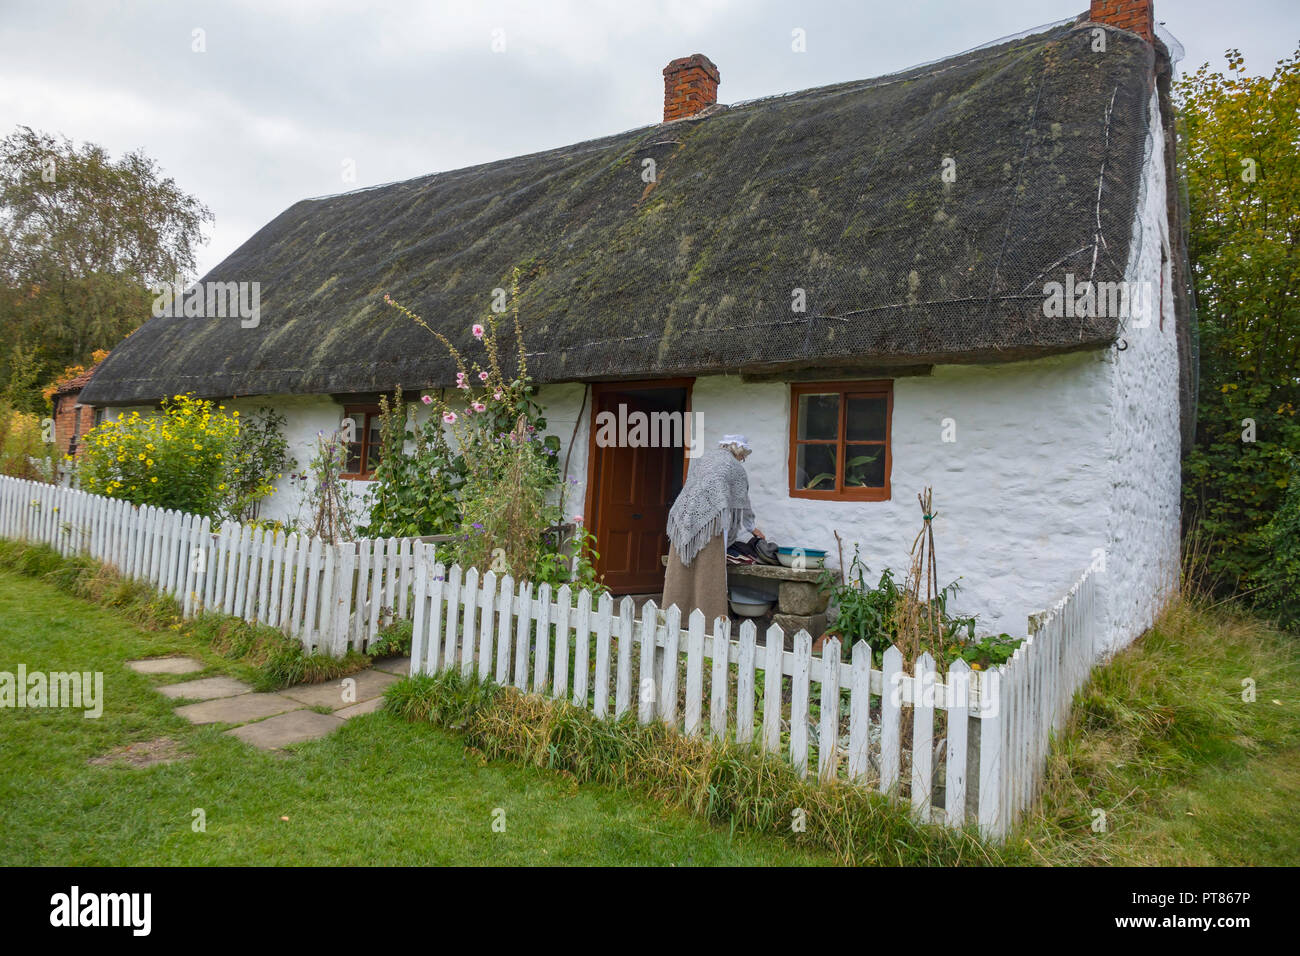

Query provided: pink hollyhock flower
[478,371,489,382]
[493,389,503,401]
[472,401,486,413]
[421,394,433,405]
[573,515,584,525]
[442,411,457,424]
[456,372,469,389]
[472,324,485,338]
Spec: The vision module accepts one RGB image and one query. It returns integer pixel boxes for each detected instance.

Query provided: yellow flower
[150,476,158,483]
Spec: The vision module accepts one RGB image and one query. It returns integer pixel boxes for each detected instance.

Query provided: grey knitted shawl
[666,448,754,567]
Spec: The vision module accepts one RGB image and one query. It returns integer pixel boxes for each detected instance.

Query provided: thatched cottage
[80,1,1191,653]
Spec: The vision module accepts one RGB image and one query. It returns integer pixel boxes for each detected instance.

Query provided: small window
[788,381,892,501]
[341,405,383,479]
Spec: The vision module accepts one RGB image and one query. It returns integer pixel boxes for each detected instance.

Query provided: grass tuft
[1012,598,1300,865]
[383,668,996,866]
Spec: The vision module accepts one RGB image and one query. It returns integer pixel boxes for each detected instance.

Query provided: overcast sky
[2,0,1296,278]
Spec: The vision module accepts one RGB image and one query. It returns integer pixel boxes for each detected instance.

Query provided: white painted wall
[683,357,1115,639]
[1094,87,1182,655]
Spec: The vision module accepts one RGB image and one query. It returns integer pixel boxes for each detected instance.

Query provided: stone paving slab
[335,697,385,720]
[159,675,252,700]
[372,656,411,676]
[280,669,399,709]
[126,656,205,675]
[175,692,301,725]
[225,710,344,749]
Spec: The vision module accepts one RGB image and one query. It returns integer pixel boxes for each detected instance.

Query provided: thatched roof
[83,17,1166,406]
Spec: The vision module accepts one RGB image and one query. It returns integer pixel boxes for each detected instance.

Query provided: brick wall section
[663,54,720,122]
[1089,0,1154,43]
[52,390,92,458]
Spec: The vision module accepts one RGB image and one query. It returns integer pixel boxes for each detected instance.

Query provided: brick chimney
[663,54,720,122]
[1089,0,1154,43]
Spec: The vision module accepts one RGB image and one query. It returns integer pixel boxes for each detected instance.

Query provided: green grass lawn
[0,569,833,865]
[1008,599,1300,865]
[3,559,1297,867]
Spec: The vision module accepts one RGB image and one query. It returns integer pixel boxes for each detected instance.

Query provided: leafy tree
[1257,455,1300,628]
[0,126,211,411]
[1178,48,1300,600]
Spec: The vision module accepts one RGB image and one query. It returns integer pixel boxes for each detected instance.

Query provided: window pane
[796,443,838,491]
[844,444,885,488]
[342,413,364,473]
[796,393,839,440]
[366,416,383,472]
[846,395,887,442]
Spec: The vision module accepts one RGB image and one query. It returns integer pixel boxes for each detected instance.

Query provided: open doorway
[585,380,692,595]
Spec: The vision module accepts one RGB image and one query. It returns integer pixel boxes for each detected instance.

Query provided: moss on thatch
[84,21,1161,405]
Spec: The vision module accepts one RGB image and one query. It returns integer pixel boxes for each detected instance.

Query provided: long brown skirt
[662,532,727,630]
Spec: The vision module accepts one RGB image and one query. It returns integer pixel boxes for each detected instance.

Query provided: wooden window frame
[340,404,382,480]
[788,381,893,502]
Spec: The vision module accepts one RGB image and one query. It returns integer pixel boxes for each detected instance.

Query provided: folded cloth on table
[726,542,757,564]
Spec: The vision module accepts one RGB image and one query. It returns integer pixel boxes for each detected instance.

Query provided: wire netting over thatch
[83,19,1165,405]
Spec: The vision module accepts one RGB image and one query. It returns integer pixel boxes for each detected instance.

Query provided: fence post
[709,616,731,742]
[879,645,902,794]
[637,599,658,724]
[818,637,842,783]
[943,659,969,826]
[977,668,1004,839]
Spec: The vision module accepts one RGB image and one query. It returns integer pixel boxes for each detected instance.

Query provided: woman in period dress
[662,435,763,629]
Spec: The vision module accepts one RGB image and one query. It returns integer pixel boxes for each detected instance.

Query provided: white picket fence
[406,544,1102,839]
[996,566,1100,831]
[0,473,1101,840]
[0,475,420,655]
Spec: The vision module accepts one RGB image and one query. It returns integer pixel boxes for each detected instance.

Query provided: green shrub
[383,272,602,593]
[0,402,52,480]
[1256,456,1300,631]
[79,394,273,520]
[364,388,460,538]
[367,618,413,658]
[229,406,293,522]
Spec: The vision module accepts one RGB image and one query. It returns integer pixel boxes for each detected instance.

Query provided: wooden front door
[588,382,689,594]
